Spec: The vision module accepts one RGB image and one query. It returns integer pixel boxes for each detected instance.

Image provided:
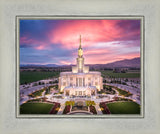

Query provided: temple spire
[78,35,83,58]
[79,35,82,49]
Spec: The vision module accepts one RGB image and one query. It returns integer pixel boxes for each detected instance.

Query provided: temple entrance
[75,91,86,96]
[91,90,95,95]
[65,90,69,96]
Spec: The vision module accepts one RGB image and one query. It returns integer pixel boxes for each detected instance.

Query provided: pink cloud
[20,36,50,50]
[48,20,122,49]
[20,19,140,65]
[47,20,140,56]
[85,52,140,64]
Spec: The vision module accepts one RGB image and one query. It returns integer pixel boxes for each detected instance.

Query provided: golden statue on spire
[78,35,83,57]
[79,35,82,49]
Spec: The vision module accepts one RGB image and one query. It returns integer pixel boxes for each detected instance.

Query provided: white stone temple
[58,35,103,97]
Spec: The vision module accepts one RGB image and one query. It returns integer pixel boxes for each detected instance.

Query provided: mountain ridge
[20,57,140,68]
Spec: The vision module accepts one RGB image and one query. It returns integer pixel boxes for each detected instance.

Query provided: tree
[65,101,75,106]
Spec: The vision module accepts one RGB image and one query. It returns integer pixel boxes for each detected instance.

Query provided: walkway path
[57,103,65,115]
[95,103,103,115]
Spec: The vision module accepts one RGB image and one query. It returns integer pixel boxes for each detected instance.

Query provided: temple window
[79,78,82,87]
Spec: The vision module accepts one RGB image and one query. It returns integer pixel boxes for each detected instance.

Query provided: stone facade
[58,36,103,96]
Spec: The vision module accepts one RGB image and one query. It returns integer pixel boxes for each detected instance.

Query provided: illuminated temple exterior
[58,36,103,96]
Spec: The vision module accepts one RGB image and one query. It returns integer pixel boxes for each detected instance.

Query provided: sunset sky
[20,19,141,65]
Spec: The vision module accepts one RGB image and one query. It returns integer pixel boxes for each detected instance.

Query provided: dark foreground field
[20,103,54,114]
[107,101,140,114]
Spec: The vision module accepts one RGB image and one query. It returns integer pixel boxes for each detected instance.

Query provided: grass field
[20,103,54,114]
[100,70,140,78]
[107,101,140,114]
[28,89,45,97]
[115,88,132,97]
[20,70,140,84]
[20,71,60,84]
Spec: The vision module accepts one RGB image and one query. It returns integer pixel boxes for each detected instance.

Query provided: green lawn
[115,88,132,97]
[107,101,140,114]
[20,103,54,114]
[20,71,60,84]
[100,70,140,78]
[28,89,45,97]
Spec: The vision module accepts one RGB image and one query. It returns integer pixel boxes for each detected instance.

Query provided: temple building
[58,36,103,97]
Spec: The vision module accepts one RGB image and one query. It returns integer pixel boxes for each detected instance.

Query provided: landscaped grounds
[20,71,60,84]
[20,103,54,114]
[28,89,45,97]
[114,87,132,97]
[107,101,140,114]
[100,70,140,78]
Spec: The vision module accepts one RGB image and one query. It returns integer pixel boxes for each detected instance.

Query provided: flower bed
[63,105,71,114]
[113,97,133,102]
[99,102,111,114]
[27,97,47,103]
[89,106,97,114]
[49,103,60,114]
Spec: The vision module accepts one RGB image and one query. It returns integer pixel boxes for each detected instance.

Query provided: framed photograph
[1,0,160,134]
[17,16,144,118]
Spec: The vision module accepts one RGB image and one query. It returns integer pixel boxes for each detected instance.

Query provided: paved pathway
[57,103,65,115]
[95,103,103,115]
[105,83,141,105]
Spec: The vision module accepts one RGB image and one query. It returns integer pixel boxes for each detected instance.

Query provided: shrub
[63,105,71,114]
[49,103,60,114]
[89,106,97,114]
[65,101,75,106]
[99,102,111,114]
[85,101,95,106]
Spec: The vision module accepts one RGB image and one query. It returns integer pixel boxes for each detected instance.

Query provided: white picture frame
[0,0,160,134]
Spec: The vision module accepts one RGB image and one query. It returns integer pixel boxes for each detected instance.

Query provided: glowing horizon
[20,19,141,65]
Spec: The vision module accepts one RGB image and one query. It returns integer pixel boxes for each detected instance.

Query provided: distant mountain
[20,57,140,68]
[103,57,140,68]
[45,64,60,67]
[20,64,60,67]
